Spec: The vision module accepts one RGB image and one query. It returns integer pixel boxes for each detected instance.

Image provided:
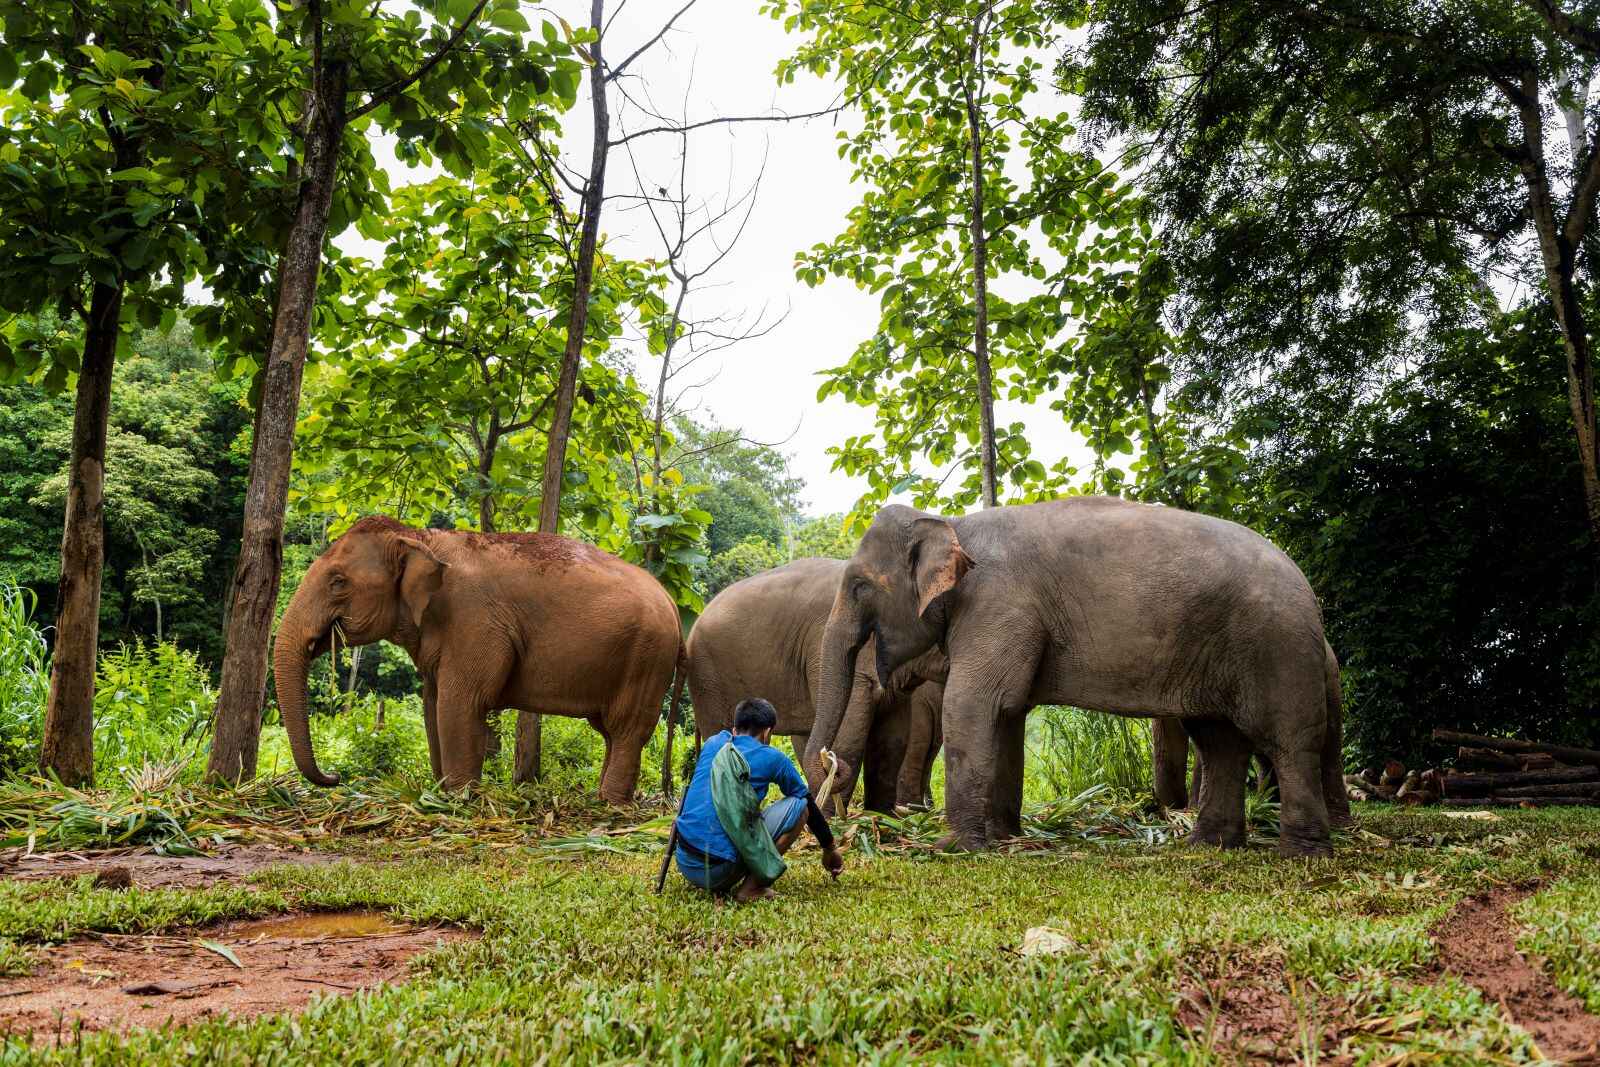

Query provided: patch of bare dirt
[1176,950,1356,1065]
[1,845,338,889]
[1431,885,1600,1065]
[0,909,474,1044]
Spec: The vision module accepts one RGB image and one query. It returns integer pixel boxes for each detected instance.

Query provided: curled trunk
[804,602,869,789]
[269,598,340,787]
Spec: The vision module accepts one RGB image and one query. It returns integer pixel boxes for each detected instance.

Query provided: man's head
[732,698,778,743]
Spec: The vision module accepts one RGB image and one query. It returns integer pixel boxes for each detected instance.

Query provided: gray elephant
[805,498,1346,857]
[687,557,943,814]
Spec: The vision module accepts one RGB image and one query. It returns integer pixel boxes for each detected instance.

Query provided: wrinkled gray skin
[687,558,944,814]
[808,498,1345,857]
[1152,648,1352,827]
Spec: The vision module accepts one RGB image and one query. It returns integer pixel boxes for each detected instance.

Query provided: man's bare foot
[733,877,774,902]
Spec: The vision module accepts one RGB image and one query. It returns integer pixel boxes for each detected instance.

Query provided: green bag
[710,742,787,884]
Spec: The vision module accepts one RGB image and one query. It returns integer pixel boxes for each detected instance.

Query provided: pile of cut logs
[1344,729,1600,808]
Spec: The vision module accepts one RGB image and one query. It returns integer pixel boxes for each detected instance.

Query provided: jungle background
[2,0,1600,802]
[7,2,1600,1062]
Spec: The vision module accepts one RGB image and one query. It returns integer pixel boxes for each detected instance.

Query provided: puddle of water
[226,910,409,941]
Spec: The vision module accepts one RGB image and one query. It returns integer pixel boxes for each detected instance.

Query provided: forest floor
[1,792,1599,1065]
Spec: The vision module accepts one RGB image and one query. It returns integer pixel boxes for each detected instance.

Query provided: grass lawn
[2,791,1599,1065]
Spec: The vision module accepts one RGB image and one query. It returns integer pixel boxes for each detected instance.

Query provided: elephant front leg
[434,679,492,790]
[989,709,1027,840]
[422,677,442,782]
[1151,717,1190,809]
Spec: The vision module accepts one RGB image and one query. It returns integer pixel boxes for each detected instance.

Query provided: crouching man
[674,698,844,900]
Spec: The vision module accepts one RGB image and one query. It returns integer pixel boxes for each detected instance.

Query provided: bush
[93,641,215,779]
[0,585,48,780]
[1024,706,1153,803]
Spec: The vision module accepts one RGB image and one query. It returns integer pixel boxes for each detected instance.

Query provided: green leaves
[773,0,1153,519]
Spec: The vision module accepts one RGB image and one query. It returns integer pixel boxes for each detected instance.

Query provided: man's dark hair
[733,698,778,734]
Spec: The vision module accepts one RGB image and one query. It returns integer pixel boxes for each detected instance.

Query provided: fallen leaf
[1019,926,1080,957]
[195,938,243,969]
[1442,810,1501,822]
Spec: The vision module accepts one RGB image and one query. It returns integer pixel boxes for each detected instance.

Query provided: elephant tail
[660,644,689,799]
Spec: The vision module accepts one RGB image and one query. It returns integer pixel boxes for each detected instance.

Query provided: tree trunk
[513,710,542,785]
[207,59,350,785]
[536,0,609,535]
[1513,89,1600,549]
[38,280,123,786]
[963,11,998,510]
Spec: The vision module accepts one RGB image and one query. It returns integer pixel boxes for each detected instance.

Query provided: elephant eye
[329,572,348,591]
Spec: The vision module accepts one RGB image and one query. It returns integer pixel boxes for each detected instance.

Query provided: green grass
[1,801,1597,1064]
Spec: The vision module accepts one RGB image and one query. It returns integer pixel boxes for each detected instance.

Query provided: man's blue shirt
[675,731,809,862]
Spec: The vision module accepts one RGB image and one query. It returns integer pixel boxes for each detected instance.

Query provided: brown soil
[1176,950,1355,1064]
[1430,885,1600,1065]
[1,845,338,889]
[0,909,474,1044]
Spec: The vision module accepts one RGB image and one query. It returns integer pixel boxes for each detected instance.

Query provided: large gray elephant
[805,498,1346,857]
[687,557,943,814]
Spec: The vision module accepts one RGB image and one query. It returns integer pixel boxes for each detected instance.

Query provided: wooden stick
[1433,729,1600,768]
[1444,796,1600,807]
[1442,766,1599,795]
[1490,781,1600,798]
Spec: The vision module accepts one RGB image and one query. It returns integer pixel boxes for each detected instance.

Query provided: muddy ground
[0,909,474,1044]
[1178,886,1600,1065]
[1,844,339,889]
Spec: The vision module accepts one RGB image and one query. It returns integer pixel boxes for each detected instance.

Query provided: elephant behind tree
[272,516,680,801]
[686,557,942,813]
[807,498,1346,858]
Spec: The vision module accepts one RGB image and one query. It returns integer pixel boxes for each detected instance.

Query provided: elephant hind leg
[597,694,660,805]
[1183,718,1249,849]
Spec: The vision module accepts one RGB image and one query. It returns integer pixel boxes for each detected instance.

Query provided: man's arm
[771,748,810,800]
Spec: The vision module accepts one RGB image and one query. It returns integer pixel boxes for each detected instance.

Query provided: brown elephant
[272,515,681,801]
[807,499,1346,857]
[686,557,943,814]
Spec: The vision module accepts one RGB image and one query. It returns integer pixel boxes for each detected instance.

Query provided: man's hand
[821,845,844,879]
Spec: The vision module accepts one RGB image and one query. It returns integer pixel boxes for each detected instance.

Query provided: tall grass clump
[1025,705,1153,803]
[92,641,216,779]
[0,584,49,780]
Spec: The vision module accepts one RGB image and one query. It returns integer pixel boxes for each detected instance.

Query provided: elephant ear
[910,518,973,620]
[393,537,446,628]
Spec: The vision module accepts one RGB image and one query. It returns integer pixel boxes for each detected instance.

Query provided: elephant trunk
[271,594,341,787]
[804,599,869,791]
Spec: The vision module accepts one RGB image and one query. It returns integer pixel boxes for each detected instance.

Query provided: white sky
[561,1,1095,516]
[351,1,1096,518]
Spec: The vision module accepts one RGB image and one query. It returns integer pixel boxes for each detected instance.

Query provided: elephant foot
[1275,830,1334,859]
[934,828,991,852]
[1329,810,1357,829]
[1186,823,1246,849]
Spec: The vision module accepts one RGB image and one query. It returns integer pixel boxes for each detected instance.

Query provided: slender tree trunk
[1511,79,1600,550]
[207,59,350,784]
[519,0,609,783]
[963,11,998,509]
[38,281,122,786]
[478,418,499,534]
[536,0,608,535]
